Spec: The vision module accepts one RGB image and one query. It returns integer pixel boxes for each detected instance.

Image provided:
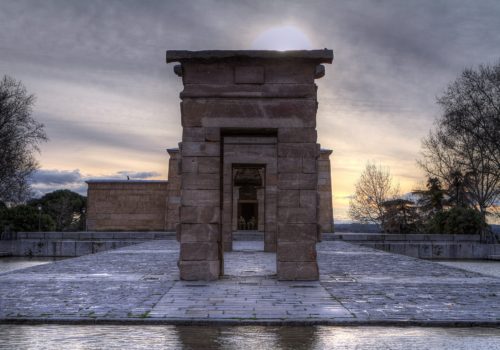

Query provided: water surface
[0,325,499,349]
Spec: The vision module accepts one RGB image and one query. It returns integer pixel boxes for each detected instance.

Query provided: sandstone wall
[318,149,334,234]
[86,181,168,231]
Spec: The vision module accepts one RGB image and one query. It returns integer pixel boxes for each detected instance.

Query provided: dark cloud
[29,168,162,197]
[30,169,82,185]
[117,171,161,180]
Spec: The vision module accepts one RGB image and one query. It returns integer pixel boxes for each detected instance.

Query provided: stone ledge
[166,50,333,63]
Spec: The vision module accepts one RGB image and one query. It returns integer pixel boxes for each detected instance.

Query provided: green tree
[427,207,484,235]
[28,190,86,231]
[0,75,47,203]
[0,204,55,232]
[381,199,421,233]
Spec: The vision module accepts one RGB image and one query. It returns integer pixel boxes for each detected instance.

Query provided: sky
[1,0,499,222]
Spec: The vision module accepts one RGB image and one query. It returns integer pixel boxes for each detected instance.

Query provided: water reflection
[0,257,64,274]
[0,325,499,349]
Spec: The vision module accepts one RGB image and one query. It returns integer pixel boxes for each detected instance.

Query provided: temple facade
[86,49,334,281]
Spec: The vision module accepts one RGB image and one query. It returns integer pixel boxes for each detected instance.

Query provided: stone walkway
[0,240,499,325]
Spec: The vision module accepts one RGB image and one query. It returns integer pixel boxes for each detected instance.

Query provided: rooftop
[166,49,333,63]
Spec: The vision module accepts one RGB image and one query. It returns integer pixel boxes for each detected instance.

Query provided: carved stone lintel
[314,65,325,79]
[174,64,183,77]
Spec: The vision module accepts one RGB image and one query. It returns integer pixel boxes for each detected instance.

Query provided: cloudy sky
[1,0,499,221]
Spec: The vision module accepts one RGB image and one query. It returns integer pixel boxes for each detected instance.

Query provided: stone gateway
[86,50,334,281]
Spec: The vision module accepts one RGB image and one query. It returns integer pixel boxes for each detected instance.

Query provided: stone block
[181,190,220,206]
[181,98,317,128]
[456,243,473,258]
[182,127,205,141]
[278,207,316,223]
[432,243,450,258]
[198,157,220,173]
[278,143,318,158]
[279,173,317,190]
[180,224,219,242]
[182,62,233,84]
[277,261,319,280]
[264,241,277,252]
[234,65,265,84]
[204,127,220,142]
[405,243,420,258]
[278,190,299,207]
[302,158,317,173]
[180,157,198,173]
[179,260,220,281]
[472,244,489,259]
[388,243,406,255]
[76,241,93,256]
[277,224,317,242]
[93,232,115,240]
[419,243,432,259]
[180,206,220,223]
[277,242,317,262]
[181,141,220,157]
[299,190,317,208]
[182,173,220,190]
[277,158,302,173]
[180,242,219,260]
[92,241,107,254]
[61,241,76,256]
[278,128,317,143]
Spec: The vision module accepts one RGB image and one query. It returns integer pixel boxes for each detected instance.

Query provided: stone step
[487,255,500,261]
[0,251,11,257]
[232,231,264,241]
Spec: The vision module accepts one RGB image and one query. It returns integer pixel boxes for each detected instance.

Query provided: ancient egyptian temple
[86,50,334,281]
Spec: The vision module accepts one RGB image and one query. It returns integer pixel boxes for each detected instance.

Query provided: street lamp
[37,204,42,232]
[82,207,87,231]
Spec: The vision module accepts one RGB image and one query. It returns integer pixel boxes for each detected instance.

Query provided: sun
[251,25,313,50]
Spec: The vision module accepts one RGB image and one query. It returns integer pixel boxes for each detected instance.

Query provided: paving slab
[0,240,499,325]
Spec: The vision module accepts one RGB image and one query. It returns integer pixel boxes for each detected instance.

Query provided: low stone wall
[0,231,176,257]
[324,233,500,259]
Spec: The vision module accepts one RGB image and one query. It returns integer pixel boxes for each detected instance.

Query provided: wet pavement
[0,240,499,325]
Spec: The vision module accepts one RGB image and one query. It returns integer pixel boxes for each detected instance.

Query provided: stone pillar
[167,49,333,281]
[177,129,222,280]
[318,149,334,235]
[165,148,181,232]
[277,129,320,280]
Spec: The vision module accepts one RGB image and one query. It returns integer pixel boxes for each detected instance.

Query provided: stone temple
[86,50,334,281]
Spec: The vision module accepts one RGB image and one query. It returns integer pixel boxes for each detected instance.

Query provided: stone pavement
[0,240,499,325]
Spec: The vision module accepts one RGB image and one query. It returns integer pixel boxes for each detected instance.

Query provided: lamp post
[82,207,87,231]
[37,204,42,232]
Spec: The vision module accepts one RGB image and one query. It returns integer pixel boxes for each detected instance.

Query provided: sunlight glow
[251,25,313,50]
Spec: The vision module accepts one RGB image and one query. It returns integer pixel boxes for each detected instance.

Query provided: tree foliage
[381,199,421,233]
[426,207,484,235]
[28,190,86,231]
[418,62,500,239]
[0,204,55,233]
[349,163,399,229]
[0,75,47,203]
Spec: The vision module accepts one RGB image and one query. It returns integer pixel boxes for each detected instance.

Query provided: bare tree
[349,163,399,230]
[418,62,500,240]
[0,75,47,203]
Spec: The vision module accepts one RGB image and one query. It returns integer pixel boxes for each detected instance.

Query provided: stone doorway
[222,133,278,254]
[233,167,264,232]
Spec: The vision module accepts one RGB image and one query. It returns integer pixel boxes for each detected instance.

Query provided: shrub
[427,207,484,234]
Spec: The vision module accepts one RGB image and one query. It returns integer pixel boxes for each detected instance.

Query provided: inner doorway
[233,166,264,235]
